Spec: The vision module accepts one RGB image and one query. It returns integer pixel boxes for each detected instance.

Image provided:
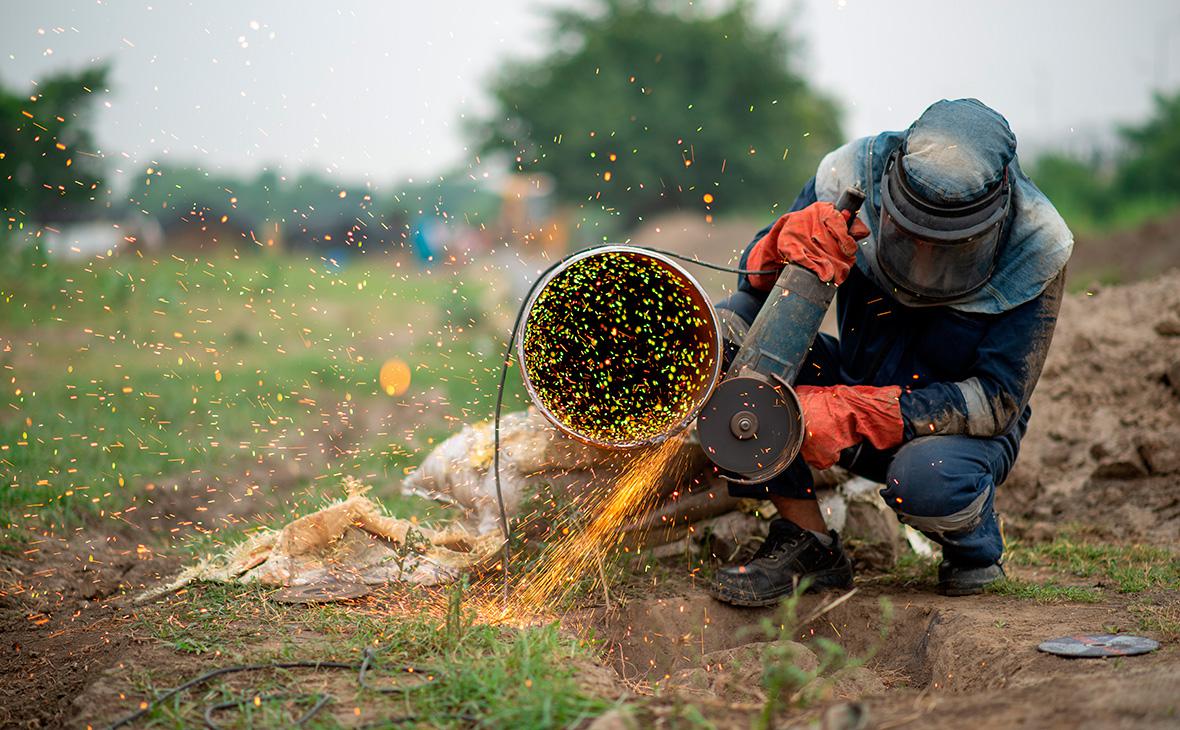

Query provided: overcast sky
[4,0,1179,186]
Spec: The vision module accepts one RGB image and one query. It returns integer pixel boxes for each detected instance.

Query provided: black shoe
[938,560,1005,596]
[710,519,854,607]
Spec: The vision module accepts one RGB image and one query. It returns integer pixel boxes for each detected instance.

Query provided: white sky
[3,0,1178,185]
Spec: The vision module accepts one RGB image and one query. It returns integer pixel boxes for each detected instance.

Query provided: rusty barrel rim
[517,245,723,449]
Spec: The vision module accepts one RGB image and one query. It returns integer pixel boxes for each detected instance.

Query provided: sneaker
[938,560,1005,596]
[710,518,854,607]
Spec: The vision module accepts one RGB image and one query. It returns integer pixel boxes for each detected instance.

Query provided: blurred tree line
[475,0,842,226]
[128,164,498,252]
[1029,90,1180,233]
[6,0,1179,251]
[0,65,109,237]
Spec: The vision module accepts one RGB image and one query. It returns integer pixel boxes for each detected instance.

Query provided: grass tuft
[986,578,1102,604]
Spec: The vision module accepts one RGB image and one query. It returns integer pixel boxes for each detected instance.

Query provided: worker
[710,99,1072,605]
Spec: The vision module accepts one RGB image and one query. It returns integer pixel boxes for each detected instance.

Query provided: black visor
[876,148,1011,302]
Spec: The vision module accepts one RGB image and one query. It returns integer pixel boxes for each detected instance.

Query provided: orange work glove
[796,385,905,470]
[746,202,871,290]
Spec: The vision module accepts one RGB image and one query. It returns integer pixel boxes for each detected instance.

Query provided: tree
[1116,89,1180,202]
[475,0,843,226]
[0,66,109,234]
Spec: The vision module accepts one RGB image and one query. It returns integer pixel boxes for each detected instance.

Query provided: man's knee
[716,290,762,331]
[879,437,994,536]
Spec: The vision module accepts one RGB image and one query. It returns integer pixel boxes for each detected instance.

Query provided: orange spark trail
[498,436,692,620]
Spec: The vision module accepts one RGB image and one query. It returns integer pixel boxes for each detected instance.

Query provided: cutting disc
[1037,634,1159,658]
[696,375,803,478]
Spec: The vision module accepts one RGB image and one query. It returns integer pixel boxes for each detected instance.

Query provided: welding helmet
[875,99,1016,303]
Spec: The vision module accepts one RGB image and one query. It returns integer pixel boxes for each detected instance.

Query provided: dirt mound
[1002,269,1180,541]
[1070,211,1180,285]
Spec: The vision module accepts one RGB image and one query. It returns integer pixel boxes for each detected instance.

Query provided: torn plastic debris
[401,408,706,534]
[139,479,501,602]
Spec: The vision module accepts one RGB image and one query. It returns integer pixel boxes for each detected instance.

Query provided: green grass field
[0,244,527,548]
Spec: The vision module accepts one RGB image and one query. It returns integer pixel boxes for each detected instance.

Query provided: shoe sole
[940,584,986,597]
[710,568,853,608]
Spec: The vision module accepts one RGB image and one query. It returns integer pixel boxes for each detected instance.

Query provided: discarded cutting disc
[1037,634,1159,658]
[272,576,372,604]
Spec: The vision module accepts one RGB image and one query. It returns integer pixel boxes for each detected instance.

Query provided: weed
[752,585,891,730]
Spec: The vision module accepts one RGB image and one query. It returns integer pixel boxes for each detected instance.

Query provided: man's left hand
[796,384,905,469]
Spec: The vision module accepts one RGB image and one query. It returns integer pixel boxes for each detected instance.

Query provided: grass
[1005,528,1180,594]
[986,579,1102,604]
[1129,597,1180,639]
[875,549,939,588]
[125,581,612,728]
[876,526,1178,604]
[0,244,529,548]
[1051,195,1180,238]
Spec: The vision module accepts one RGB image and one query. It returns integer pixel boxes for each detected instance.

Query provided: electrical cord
[490,243,773,598]
[105,651,443,729]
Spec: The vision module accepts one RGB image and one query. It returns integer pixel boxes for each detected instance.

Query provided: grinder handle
[834,186,866,227]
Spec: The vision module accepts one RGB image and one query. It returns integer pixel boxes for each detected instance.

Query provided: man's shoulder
[815,132,906,203]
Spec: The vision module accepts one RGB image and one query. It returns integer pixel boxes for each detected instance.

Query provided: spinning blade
[696,375,803,482]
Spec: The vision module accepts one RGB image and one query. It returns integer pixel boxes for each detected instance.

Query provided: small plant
[752,584,892,730]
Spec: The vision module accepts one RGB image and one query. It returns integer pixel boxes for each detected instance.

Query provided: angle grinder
[516,186,864,483]
[697,187,866,484]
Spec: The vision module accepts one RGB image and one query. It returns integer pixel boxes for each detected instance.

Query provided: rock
[843,500,903,572]
[1138,435,1180,475]
[669,640,819,704]
[1089,441,1149,479]
[587,708,639,730]
[1090,459,1149,480]
[571,659,625,699]
[1166,362,1180,398]
[822,701,870,730]
[802,665,886,703]
[1154,319,1180,337]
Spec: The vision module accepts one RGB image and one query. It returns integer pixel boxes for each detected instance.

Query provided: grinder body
[697,188,865,483]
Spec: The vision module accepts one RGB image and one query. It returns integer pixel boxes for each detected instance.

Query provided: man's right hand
[745,202,870,290]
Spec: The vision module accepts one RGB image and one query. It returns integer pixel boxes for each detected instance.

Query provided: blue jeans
[717,291,1022,567]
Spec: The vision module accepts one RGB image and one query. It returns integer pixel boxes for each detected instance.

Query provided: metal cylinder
[518,246,722,449]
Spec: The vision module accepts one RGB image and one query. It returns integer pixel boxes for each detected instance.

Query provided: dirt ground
[584,577,1179,729]
[3,262,1180,728]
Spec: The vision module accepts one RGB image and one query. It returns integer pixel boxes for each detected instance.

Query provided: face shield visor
[876,149,1011,303]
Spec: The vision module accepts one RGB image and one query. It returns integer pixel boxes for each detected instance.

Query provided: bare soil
[581,572,1179,728]
[1003,269,1180,543]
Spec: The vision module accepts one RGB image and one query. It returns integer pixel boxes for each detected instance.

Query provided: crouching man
[711,99,1072,604]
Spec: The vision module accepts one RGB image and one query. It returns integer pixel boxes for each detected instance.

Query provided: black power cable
[490,244,773,598]
[105,650,441,729]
